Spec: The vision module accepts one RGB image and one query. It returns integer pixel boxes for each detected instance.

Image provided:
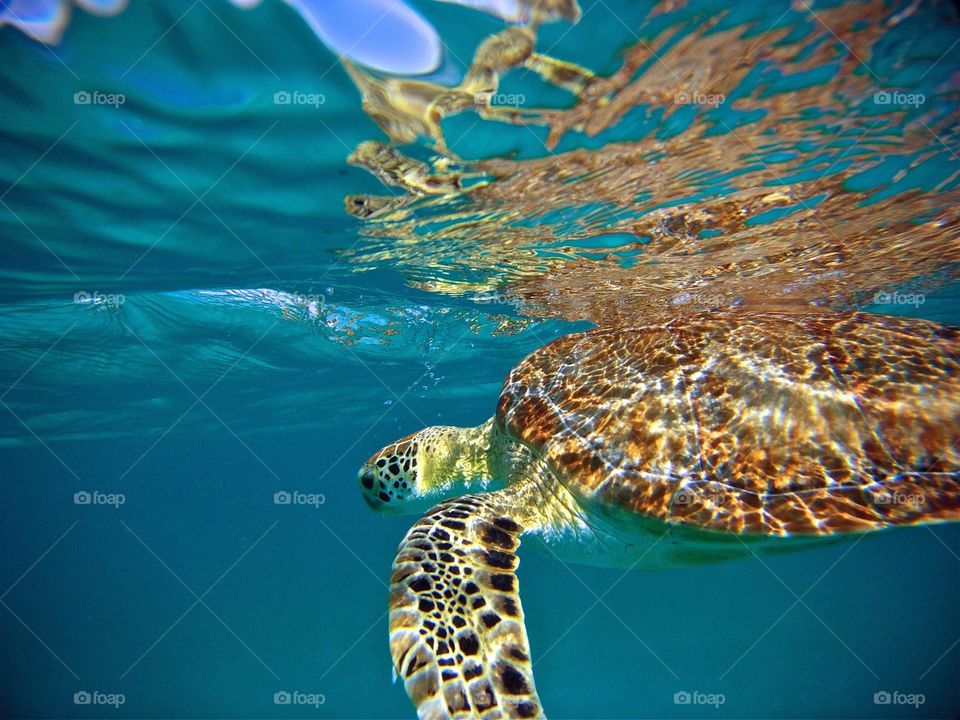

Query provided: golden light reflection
[341,0,960,325]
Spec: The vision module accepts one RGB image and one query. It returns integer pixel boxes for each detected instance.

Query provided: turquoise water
[2,0,960,718]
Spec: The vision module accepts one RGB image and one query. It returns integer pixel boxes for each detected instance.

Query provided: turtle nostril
[361,471,375,490]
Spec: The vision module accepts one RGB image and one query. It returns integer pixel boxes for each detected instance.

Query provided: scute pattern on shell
[496,312,960,536]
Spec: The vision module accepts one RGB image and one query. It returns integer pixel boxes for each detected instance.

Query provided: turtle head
[358,422,497,515]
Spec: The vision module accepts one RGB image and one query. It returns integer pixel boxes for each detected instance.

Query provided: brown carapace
[499,311,960,536]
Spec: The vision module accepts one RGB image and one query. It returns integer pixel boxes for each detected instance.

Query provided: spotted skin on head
[361,434,421,505]
[361,424,496,512]
[389,490,543,719]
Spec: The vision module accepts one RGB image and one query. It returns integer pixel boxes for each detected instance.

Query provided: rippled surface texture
[1,0,959,718]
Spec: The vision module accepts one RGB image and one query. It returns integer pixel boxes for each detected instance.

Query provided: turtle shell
[495,311,960,536]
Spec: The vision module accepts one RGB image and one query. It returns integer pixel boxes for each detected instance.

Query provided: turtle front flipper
[389,489,544,719]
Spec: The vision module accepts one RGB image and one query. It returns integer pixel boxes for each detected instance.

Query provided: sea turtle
[358,311,960,718]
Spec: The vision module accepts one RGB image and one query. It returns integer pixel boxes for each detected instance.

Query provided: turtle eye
[360,471,375,490]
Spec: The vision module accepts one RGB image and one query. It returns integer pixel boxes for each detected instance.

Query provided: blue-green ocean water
[1,0,959,718]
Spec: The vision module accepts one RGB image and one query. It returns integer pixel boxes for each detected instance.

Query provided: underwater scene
[1,0,960,717]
